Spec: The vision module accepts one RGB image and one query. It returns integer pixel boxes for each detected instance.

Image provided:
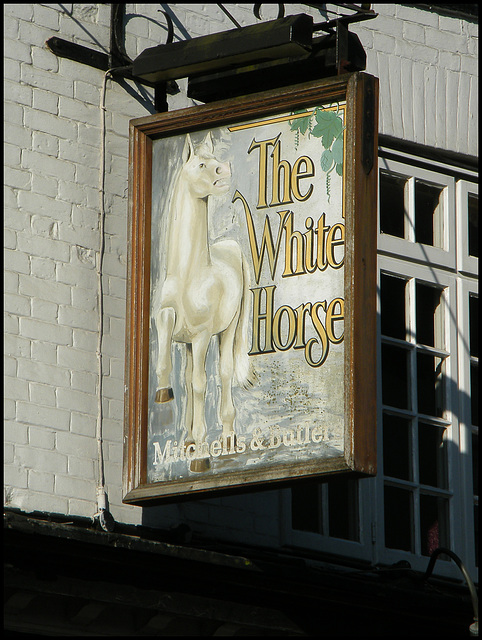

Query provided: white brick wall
[4,4,478,539]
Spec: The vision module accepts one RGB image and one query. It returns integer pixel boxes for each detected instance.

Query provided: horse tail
[233,251,257,389]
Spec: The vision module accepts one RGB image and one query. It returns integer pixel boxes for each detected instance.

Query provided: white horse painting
[153,132,254,472]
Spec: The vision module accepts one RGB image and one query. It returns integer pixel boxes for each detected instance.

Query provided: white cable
[95,68,122,530]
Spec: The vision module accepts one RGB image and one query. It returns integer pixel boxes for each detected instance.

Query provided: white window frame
[457,276,478,582]
[378,157,456,270]
[375,255,462,580]
[280,478,376,565]
[281,151,478,583]
[456,180,479,275]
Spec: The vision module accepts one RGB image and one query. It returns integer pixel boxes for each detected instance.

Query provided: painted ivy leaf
[320,149,334,172]
[332,134,344,165]
[335,162,343,176]
[290,111,311,135]
[312,110,343,148]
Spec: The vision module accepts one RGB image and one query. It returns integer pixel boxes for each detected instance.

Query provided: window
[469,294,478,567]
[379,264,453,561]
[284,148,478,583]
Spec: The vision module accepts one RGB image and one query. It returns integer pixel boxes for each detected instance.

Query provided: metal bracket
[46,4,377,112]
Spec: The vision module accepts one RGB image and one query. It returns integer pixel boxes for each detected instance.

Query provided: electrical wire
[94,67,125,532]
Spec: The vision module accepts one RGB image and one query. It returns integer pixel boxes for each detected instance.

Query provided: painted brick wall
[4,4,478,546]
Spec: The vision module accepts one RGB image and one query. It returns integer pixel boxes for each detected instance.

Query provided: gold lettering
[273,304,296,351]
[304,217,317,273]
[250,285,276,355]
[326,297,344,343]
[316,213,330,271]
[282,211,306,277]
[305,301,330,367]
[291,156,314,202]
[270,139,293,207]
[294,302,312,349]
[247,135,280,209]
[326,223,345,268]
[233,190,288,285]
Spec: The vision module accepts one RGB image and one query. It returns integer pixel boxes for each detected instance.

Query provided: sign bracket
[46,4,377,111]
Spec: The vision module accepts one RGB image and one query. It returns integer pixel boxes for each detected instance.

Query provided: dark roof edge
[379,134,479,174]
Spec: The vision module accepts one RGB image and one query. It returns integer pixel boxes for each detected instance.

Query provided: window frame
[282,149,478,584]
[378,157,456,270]
[456,180,479,275]
[375,254,462,579]
[280,479,376,564]
[457,276,479,581]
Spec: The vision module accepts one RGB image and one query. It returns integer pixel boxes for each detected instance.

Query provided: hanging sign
[123,73,378,503]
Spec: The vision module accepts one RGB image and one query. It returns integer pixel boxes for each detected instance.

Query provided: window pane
[475,504,479,568]
[291,481,320,533]
[469,295,478,358]
[471,362,479,426]
[382,344,410,410]
[468,193,478,257]
[383,414,411,481]
[384,485,413,551]
[327,476,359,541]
[380,171,407,238]
[472,432,478,496]
[418,423,448,489]
[381,274,406,340]
[414,180,444,247]
[420,494,449,556]
[417,352,445,418]
[416,283,444,349]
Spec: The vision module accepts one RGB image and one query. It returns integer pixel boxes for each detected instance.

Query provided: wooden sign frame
[123,72,378,504]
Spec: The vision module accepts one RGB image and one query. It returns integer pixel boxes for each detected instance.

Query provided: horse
[153,132,254,472]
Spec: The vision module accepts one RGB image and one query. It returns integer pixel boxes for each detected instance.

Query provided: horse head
[181,133,231,199]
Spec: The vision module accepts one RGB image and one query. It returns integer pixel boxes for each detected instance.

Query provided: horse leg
[154,306,175,403]
[219,319,237,448]
[189,331,211,472]
[184,343,194,446]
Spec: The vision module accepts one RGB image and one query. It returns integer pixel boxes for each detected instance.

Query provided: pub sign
[123,73,378,504]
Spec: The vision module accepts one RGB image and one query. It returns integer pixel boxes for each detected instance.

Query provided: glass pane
[471,362,479,427]
[475,504,479,567]
[381,274,406,340]
[384,485,413,551]
[468,192,478,257]
[327,476,359,541]
[420,494,449,556]
[418,422,448,489]
[417,352,445,418]
[383,414,411,481]
[416,283,444,349]
[382,344,410,410]
[469,295,478,358]
[380,171,407,238]
[291,481,321,533]
[472,432,479,496]
[414,180,444,247]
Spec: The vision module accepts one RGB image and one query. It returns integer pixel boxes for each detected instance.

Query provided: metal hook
[253,4,285,20]
[157,9,175,44]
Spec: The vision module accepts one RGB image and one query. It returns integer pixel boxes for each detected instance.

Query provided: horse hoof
[190,458,210,473]
[155,388,173,403]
